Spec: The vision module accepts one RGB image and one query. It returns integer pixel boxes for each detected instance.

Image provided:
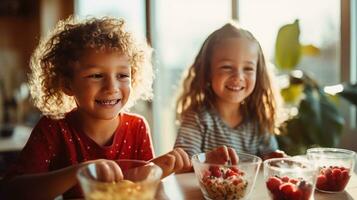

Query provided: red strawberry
[281,176,290,182]
[230,167,245,176]
[338,172,350,191]
[324,168,333,180]
[279,182,295,198]
[332,168,342,177]
[230,167,240,173]
[209,166,222,177]
[289,178,299,185]
[316,174,327,190]
[333,168,343,185]
[225,169,238,178]
[266,176,283,192]
[341,169,349,179]
[290,188,302,200]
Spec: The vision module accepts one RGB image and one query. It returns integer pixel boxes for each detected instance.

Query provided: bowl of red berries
[307,147,355,193]
[192,152,262,200]
[264,158,317,200]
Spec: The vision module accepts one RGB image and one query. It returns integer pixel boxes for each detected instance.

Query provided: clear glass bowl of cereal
[307,147,356,193]
[192,152,262,200]
[77,159,163,200]
[264,157,317,200]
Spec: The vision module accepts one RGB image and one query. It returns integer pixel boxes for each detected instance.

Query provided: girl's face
[210,37,258,108]
[65,49,131,120]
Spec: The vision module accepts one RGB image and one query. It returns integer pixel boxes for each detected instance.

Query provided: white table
[156,171,357,200]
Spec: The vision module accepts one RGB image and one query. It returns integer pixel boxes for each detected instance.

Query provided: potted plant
[274,20,345,155]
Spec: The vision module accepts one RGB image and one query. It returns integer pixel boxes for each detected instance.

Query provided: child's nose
[104,76,120,93]
[232,69,244,80]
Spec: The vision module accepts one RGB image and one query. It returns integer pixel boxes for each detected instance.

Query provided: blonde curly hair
[176,23,281,134]
[29,16,154,119]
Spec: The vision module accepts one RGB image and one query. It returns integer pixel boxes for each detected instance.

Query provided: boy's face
[210,37,258,109]
[66,49,131,120]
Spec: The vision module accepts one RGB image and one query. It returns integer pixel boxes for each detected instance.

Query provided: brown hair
[176,22,280,134]
[28,16,154,118]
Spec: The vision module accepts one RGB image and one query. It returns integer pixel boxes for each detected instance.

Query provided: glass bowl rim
[77,159,162,186]
[191,152,262,167]
[307,148,356,158]
[263,157,316,172]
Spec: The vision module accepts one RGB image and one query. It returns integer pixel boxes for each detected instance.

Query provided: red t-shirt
[4,110,154,198]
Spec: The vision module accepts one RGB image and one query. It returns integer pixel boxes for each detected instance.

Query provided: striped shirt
[174,109,278,158]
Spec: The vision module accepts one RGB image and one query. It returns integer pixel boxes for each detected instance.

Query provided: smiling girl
[174,23,286,160]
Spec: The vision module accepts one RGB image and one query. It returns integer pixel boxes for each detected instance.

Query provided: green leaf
[277,75,344,155]
[275,20,302,70]
[336,83,357,106]
[301,44,320,56]
[281,84,304,104]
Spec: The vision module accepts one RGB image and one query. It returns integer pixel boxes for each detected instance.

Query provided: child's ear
[61,78,74,96]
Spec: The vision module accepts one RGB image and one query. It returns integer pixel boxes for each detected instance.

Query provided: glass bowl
[264,158,317,200]
[192,152,262,200]
[77,159,163,200]
[307,147,356,193]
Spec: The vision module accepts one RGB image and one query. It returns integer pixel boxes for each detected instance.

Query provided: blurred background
[0,0,356,174]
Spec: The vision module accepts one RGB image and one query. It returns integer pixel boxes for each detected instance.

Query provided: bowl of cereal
[77,159,163,200]
[192,152,262,200]
[264,158,317,200]
[307,147,355,193]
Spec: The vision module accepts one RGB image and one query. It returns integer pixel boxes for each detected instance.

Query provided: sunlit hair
[176,22,281,134]
[29,16,154,119]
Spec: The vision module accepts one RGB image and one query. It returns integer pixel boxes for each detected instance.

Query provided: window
[75,0,146,40]
[151,0,231,154]
[238,0,341,86]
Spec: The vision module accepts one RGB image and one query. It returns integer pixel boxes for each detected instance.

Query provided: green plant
[274,20,344,155]
[333,83,357,106]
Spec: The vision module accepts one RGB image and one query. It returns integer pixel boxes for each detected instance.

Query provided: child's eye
[117,73,130,79]
[87,74,102,79]
[221,65,232,70]
[244,66,255,72]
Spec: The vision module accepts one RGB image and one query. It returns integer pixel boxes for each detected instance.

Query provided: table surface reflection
[156,171,357,200]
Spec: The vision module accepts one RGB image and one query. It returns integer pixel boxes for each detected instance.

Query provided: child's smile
[65,49,131,120]
[225,84,244,92]
[95,98,121,106]
[210,37,258,106]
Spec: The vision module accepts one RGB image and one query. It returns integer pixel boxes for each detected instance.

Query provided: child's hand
[205,145,239,165]
[151,148,192,178]
[86,159,123,182]
[262,150,287,160]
